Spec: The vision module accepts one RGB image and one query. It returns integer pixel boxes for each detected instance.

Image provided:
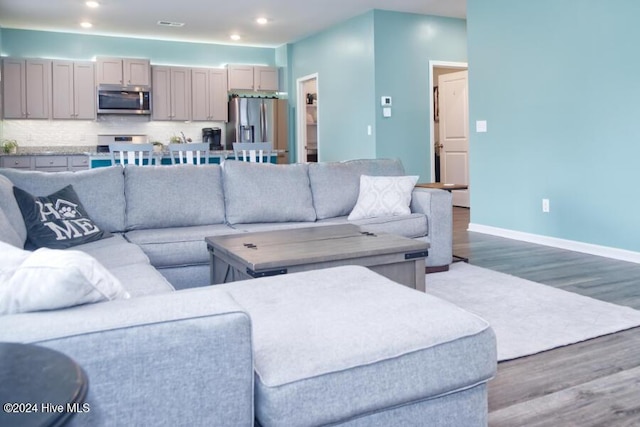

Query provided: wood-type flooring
[452,207,640,427]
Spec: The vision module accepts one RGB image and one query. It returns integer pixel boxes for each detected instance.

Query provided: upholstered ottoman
[218,266,496,427]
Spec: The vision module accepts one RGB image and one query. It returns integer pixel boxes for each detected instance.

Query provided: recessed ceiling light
[230,34,241,41]
[80,22,93,28]
[85,1,99,7]
[256,17,268,25]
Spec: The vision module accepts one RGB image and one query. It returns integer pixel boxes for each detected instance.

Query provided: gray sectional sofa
[0,159,496,426]
[1,158,453,290]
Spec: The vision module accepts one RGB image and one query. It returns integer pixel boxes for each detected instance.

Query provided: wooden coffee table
[206,224,429,291]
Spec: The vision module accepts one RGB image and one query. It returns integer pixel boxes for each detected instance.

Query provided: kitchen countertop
[0,146,96,156]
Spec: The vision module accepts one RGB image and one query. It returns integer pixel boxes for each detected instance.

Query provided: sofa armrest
[0,288,254,427]
[410,188,453,267]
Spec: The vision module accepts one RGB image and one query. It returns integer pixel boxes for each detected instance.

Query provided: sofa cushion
[229,221,328,233]
[348,175,419,220]
[125,224,238,267]
[108,263,175,297]
[0,166,126,233]
[216,266,496,427]
[223,160,316,224]
[0,207,22,248]
[0,174,27,246]
[0,241,129,315]
[72,234,151,270]
[124,164,226,230]
[308,159,405,220]
[319,213,428,239]
[13,185,111,249]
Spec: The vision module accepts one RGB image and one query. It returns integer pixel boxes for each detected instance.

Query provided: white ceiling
[0,0,466,48]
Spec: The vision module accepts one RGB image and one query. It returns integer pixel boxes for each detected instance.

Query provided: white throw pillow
[0,241,129,315]
[348,175,419,220]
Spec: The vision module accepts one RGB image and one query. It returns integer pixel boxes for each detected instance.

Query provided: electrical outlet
[542,198,550,213]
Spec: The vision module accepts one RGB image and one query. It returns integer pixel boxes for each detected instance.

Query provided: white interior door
[438,70,469,207]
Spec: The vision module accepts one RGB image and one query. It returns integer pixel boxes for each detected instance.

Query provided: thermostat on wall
[381,96,392,106]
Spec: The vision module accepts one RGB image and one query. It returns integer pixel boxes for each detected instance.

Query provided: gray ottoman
[218,266,496,426]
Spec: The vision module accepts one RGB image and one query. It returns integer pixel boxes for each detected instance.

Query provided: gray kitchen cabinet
[96,57,150,86]
[35,155,68,172]
[152,66,192,121]
[52,60,96,120]
[0,156,32,169]
[68,155,90,171]
[2,58,51,119]
[254,66,278,91]
[0,155,90,171]
[227,65,278,91]
[191,68,228,121]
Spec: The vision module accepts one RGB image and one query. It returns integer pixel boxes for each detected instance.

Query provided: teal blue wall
[467,0,640,252]
[289,12,377,162]
[288,11,466,176]
[0,29,275,67]
[373,11,466,179]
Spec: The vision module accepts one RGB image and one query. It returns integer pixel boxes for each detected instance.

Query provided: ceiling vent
[157,21,185,27]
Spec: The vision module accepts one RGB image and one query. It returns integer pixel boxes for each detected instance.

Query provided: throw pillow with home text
[13,184,110,249]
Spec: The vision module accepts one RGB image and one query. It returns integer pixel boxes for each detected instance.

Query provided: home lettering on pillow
[13,184,110,249]
[34,197,101,241]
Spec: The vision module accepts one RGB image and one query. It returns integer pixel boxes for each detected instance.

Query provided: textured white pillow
[348,175,419,220]
[0,241,129,315]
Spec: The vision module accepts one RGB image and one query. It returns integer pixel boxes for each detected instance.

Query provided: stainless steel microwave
[97,84,151,115]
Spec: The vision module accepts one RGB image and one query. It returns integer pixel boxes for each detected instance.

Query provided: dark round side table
[0,342,88,427]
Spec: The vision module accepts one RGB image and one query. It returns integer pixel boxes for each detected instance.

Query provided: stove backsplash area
[2,115,226,148]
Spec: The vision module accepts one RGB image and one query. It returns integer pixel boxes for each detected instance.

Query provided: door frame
[296,73,319,163]
[428,61,468,182]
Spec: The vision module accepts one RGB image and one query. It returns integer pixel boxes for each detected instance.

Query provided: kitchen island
[1,147,285,170]
[88,150,282,168]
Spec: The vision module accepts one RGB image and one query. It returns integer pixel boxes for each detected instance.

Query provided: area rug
[425,263,640,361]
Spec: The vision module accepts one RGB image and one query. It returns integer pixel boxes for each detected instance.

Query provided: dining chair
[232,142,273,163]
[109,143,156,166]
[168,142,210,165]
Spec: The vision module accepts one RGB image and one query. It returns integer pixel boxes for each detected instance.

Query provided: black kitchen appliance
[202,127,222,150]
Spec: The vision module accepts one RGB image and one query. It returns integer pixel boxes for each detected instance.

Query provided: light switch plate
[383,107,392,117]
[476,120,487,133]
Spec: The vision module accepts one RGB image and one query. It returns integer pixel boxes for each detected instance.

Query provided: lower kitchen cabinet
[0,155,90,171]
[0,156,32,169]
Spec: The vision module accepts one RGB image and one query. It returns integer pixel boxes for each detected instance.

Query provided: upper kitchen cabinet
[52,60,96,120]
[96,57,151,86]
[152,66,191,121]
[192,68,228,121]
[254,66,278,91]
[227,65,278,92]
[2,58,51,119]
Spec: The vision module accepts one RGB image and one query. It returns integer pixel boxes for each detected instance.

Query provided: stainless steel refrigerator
[227,96,277,145]
[226,96,288,162]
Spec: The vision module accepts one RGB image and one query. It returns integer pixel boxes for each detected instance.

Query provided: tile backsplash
[2,115,226,147]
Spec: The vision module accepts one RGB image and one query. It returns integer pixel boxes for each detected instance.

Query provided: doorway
[429,61,469,207]
[296,73,319,163]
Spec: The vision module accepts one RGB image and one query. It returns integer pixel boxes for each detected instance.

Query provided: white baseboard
[468,223,640,265]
